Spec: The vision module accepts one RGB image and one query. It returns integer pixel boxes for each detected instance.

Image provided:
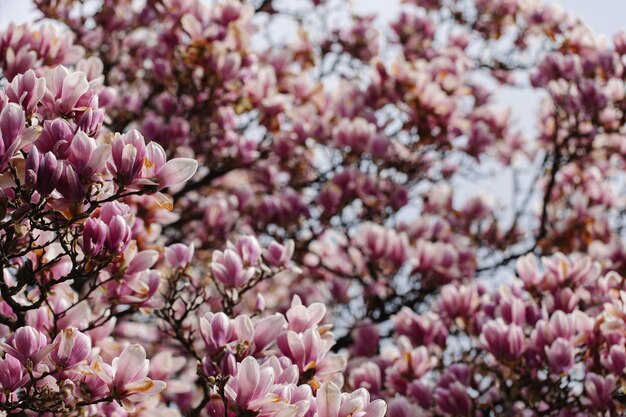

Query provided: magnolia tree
[1,0,626,415]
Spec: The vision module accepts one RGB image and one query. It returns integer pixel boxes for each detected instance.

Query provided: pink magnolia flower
[277,329,323,374]
[67,131,109,178]
[391,344,435,381]
[82,217,108,257]
[264,240,295,268]
[438,284,480,319]
[200,312,236,355]
[480,318,525,361]
[265,383,312,417]
[211,249,255,287]
[165,243,195,268]
[349,362,382,395]
[393,308,447,348]
[5,69,46,114]
[26,147,63,196]
[333,117,376,155]
[434,380,472,417]
[601,344,626,375]
[315,381,386,417]
[35,119,73,156]
[0,354,27,392]
[252,314,286,354]
[82,357,113,400]
[123,249,159,275]
[147,350,186,382]
[545,337,575,374]
[407,381,432,409]
[224,356,274,412]
[56,160,84,201]
[531,310,579,351]
[0,326,51,367]
[43,66,91,115]
[230,236,262,265]
[581,373,616,411]
[497,293,527,326]
[50,327,91,369]
[96,344,166,411]
[77,107,105,135]
[350,321,380,357]
[285,296,325,333]
[0,102,38,171]
[108,130,147,186]
[387,397,419,417]
[105,215,132,254]
[354,223,408,266]
[143,141,198,191]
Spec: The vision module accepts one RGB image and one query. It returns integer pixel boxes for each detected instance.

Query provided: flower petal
[155,158,198,189]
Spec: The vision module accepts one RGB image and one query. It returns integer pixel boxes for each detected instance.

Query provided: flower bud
[0,102,25,148]
[83,218,108,257]
[56,162,84,201]
[35,151,62,196]
[105,215,132,254]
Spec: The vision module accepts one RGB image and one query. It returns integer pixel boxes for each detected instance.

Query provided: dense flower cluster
[1,0,626,415]
[349,252,626,416]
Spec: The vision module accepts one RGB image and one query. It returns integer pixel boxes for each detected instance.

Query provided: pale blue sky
[2,1,626,37]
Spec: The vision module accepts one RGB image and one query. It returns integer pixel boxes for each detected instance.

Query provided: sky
[2,1,626,35]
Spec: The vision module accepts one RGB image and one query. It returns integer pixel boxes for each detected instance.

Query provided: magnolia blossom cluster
[35,0,584,326]
[1,0,626,415]
[199,297,384,417]
[0,327,163,413]
[347,252,626,416]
